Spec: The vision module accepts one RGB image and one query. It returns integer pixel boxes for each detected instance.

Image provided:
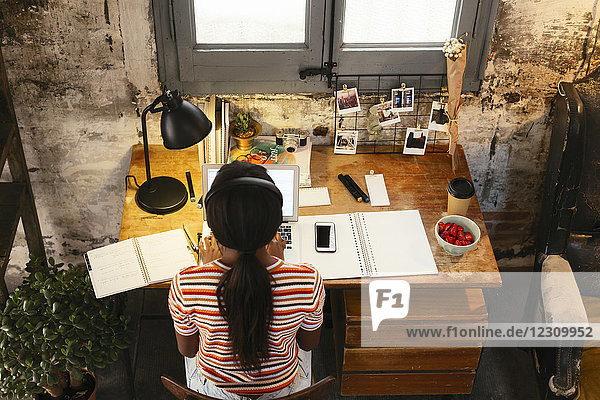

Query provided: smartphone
[315,222,336,252]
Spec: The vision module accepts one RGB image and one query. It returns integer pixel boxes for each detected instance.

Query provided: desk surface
[120,144,500,288]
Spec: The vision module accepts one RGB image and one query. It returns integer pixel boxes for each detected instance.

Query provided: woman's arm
[296,327,321,351]
[175,331,200,358]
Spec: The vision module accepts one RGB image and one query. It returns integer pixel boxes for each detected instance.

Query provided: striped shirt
[168,257,325,395]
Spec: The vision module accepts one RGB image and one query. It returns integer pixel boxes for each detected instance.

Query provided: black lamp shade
[161,100,212,149]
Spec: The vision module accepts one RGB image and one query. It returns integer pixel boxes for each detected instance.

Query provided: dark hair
[205,161,282,371]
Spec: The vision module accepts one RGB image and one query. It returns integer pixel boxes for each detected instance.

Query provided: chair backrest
[535,81,586,264]
[161,374,336,400]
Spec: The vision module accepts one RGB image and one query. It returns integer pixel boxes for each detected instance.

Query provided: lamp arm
[140,98,162,182]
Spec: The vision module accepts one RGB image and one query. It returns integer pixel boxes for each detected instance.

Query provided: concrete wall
[1,0,599,287]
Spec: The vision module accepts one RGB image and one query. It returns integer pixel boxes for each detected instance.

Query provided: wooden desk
[120,144,500,395]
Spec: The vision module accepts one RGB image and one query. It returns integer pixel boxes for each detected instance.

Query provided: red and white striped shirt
[168,257,325,395]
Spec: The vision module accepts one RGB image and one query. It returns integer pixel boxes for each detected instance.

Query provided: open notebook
[84,229,197,298]
[291,210,438,279]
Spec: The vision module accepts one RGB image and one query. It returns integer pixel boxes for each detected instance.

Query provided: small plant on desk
[230,111,263,151]
[0,256,130,400]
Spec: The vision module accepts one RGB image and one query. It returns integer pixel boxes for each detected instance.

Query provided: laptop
[201,163,301,262]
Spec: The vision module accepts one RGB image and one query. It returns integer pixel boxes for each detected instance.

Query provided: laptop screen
[202,164,299,221]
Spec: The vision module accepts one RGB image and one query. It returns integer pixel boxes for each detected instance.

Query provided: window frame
[154,0,331,94]
[153,0,498,94]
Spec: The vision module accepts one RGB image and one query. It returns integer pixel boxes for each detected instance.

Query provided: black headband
[203,176,283,207]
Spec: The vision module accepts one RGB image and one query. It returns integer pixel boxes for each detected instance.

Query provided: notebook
[84,229,197,298]
[287,210,437,280]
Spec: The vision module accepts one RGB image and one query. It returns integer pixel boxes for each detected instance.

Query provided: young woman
[168,161,325,399]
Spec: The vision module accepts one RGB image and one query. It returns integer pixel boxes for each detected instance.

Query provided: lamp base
[135,176,188,215]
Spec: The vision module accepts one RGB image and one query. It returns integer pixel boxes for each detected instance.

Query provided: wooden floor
[93,288,541,400]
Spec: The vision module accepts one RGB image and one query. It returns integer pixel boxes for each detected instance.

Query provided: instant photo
[334,130,359,154]
[336,87,361,115]
[403,128,428,155]
[376,101,401,127]
[391,87,414,112]
[428,101,449,132]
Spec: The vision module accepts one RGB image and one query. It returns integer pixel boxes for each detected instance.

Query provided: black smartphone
[315,222,336,252]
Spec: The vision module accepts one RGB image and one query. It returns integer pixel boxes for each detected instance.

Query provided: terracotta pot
[230,120,262,151]
[35,372,97,400]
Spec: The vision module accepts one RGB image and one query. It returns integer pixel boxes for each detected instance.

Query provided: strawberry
[465,233,474,242]
[438,222,445,233]
[446,236,456,244]
[449,223,458,237]
[457,231,466,241]
[458,225,464,231]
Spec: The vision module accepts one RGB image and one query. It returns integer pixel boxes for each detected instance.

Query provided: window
[153,0,497,94]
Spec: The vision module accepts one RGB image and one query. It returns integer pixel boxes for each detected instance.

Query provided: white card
[365,174,390,207]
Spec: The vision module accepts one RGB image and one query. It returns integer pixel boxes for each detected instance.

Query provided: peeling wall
[1,0,599,287]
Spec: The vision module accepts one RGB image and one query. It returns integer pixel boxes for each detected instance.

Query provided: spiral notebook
[293,210,437,279]
[84,229,197,298]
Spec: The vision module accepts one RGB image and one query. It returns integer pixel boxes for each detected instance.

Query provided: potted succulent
[0,256,130,399]
[229,111,262,151]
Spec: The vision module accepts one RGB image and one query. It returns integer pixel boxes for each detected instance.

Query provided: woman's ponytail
[216,252,272,371]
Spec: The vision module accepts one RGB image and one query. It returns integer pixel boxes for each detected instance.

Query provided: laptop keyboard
[278,224,293,250]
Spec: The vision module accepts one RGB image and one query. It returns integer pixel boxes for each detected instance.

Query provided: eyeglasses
[236,149,270,164]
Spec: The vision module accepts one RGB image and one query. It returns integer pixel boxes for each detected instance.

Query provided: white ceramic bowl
[434,215,481,256]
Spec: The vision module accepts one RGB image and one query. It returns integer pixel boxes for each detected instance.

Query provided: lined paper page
[136,229,198,283]
[86,240,146,298]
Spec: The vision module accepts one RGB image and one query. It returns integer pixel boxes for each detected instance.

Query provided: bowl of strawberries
[434,215,480,256]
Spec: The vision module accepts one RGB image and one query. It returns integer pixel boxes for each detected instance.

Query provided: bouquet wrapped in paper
[443,37,467,172]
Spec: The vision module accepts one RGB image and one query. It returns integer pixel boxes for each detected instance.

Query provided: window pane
[194,0,306,44]
[343,0,457,44]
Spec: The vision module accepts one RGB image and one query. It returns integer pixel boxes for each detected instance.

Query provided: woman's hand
[267,233,286,260]
[200,236,222,263]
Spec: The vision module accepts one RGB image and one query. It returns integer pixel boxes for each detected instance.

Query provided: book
[84,229,197,298]
[294,210,437,280]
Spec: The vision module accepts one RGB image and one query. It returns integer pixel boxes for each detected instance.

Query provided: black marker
[186,171,196,202]
[338,174,362,202]
[345,174,370,203]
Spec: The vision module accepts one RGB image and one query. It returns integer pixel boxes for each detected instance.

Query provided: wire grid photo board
[333,74,450,154]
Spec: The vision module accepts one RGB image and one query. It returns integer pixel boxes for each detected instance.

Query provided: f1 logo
[369,280,411,331]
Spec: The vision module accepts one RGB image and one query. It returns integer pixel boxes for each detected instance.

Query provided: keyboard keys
[278,225,293,250]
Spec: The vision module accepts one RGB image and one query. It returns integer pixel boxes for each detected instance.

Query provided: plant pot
[35,372,97,400]
[230,120,262,151]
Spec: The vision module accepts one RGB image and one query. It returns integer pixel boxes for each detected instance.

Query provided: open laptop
[201,163,301,262]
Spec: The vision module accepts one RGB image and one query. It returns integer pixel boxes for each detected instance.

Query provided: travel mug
[447,178,475,216]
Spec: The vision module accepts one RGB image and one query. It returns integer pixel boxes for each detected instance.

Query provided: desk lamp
[136,88,212,214]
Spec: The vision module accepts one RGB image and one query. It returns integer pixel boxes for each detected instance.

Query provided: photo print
[336,87,361,115]
[334,130,359,154]
[391,86,414,112]
[403,128,429,155]
[428,101,449,132]
[376,101,401,127]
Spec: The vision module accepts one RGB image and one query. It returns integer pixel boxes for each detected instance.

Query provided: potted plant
[0,256,130,399]
[229,111,262,151]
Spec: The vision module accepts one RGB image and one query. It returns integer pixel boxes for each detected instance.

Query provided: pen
[186,171,196,202]
[345,174,370,203]
[338,174,362,202]
[182,223,199,253]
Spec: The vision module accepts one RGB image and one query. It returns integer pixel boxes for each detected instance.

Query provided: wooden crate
[331,288,487,396]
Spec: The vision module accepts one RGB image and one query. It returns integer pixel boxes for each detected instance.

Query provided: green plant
[234,112,253,137]
[0,256,130,399]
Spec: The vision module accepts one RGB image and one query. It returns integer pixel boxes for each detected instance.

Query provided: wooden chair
[161,374,336,400]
